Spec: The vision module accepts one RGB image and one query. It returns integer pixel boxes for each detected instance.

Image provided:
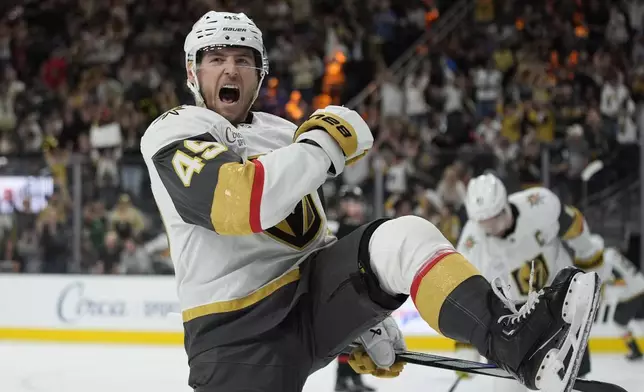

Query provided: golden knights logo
[265,194,322,250]
[152,105,185,125]
[511,254,550,296]
[463,236,476,250]
[527,192,543,207]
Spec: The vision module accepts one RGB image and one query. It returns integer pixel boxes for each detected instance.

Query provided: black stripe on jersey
[152,132,243,231]
[557,203,575,238]
[557,203,584,239]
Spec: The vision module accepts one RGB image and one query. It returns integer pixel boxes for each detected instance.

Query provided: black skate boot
[487,267,600,391]
[351,375,375,392]
[334,377,352,392]
[623,332,643,361]
[439,267,600,392]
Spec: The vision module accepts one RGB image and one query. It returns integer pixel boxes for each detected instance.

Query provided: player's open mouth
[219,84,240,104]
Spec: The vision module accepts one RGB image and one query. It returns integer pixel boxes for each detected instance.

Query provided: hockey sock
[410,250,494,352]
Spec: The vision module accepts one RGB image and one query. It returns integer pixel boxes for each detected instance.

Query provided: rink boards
[0,274,641,352]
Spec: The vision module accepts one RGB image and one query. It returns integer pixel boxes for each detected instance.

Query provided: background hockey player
[333,185,368,240]
[456,173,609,392]
[604,248,644,360]
[140,11,601,392]
[329,185,376,392]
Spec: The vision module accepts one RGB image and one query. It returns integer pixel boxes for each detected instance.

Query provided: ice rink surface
[0,342,641,392]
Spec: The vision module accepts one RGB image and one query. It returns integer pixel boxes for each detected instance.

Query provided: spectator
[492,136,520,179]
[289,51,323,104]
[600,68,631,137]
[119,238,152,274]
[475,113,501,147]
[108,194,144,242]
[37,204,69,273]
[379,70,404,119]
[442,73,466,115]
[96,231,122,274]
[562,124,592,204]
[404,66,430,128]
[437,205,461,245]
[517,135,543,189]
[85,200,108,255]
[606,5,631,51]
[472,57,502,119]
[585,108,615,161]
[524,98,555,144]
[436,165,467,210]
[0,65,24,133]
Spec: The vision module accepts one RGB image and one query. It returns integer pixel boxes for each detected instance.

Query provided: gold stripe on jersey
[561,205,584,240]
[294,112,358,157]
[574,249,604,270]
[182,268,300,322]
[211,160,260,235]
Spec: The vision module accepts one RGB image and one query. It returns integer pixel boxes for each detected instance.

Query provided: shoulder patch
[527,192,544,207]
[463,235,476,250]
[152,105,186,125]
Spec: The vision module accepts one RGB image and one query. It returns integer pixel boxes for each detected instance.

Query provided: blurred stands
[0,0,642,273]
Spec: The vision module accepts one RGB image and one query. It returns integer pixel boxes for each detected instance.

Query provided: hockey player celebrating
[456,173,609,391]
[140,11,601,392]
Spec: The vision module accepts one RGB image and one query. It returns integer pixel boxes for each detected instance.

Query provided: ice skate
[623,333,643,361]
[485,267,601,392]
[334,377,352,392]
[351,375,375,392]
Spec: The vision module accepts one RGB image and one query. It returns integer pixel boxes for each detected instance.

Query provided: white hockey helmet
[464,173,508,222]
[184,11,269,106]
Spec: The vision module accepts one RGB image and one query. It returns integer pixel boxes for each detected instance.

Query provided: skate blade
[536,272,601,392]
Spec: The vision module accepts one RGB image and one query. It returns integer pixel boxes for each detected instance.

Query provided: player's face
[197,47,259,124]
[477,207,512,236]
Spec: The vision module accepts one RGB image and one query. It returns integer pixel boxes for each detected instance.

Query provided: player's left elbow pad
[572,234,610,282]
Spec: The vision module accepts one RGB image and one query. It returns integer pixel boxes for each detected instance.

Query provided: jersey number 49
[172,141,229,187]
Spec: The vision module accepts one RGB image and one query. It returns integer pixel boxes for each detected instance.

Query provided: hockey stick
[341,347,628,392]
[446,376,461,392]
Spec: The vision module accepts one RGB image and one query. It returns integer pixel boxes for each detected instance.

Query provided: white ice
[0,342,640,392]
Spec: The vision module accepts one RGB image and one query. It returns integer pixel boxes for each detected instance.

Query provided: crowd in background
[337,0,643,247]
[0,0,641,274]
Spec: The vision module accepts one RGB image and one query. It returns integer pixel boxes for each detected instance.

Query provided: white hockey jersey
[140,105,335,321]
[457,187,606,300]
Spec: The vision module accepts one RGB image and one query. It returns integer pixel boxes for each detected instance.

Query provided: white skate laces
[493,260,544,326]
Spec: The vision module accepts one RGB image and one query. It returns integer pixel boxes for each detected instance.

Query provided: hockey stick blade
[341,346,628,392]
